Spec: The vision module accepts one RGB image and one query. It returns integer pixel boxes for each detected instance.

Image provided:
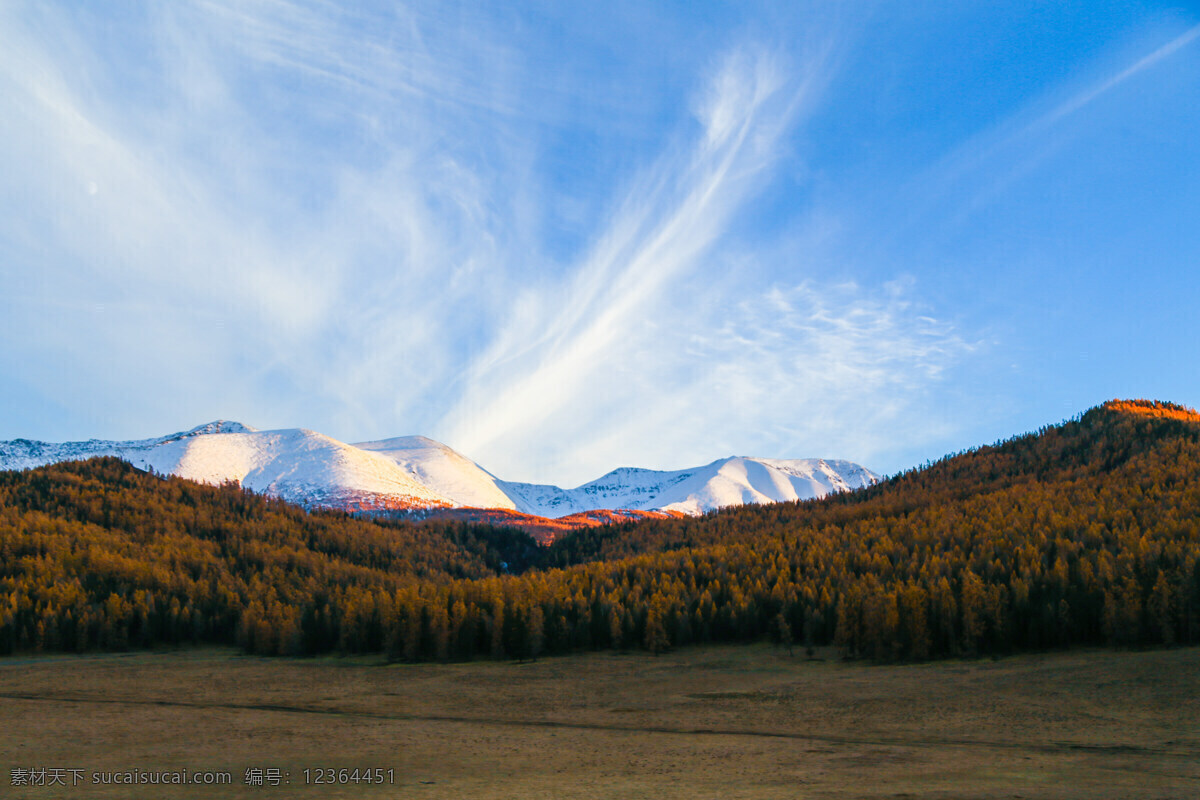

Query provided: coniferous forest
[1,400,1198,662]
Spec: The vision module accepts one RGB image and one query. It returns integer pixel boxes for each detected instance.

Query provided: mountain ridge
[0,422,878,517]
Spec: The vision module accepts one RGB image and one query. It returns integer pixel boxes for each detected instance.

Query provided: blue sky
[2,1,1198,486]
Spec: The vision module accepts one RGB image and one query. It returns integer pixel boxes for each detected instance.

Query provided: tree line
[1,400,1198,662]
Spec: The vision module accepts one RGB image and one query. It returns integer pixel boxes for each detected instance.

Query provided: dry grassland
[2,644,1198,799]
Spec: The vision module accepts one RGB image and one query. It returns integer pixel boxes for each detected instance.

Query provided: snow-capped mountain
[0,422,879,516]
[499,456,877,516]
[0,420,256,469]
[0,423,454,511]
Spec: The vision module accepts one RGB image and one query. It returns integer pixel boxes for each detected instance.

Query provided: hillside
[543,399,1200,563]
[0,458,540,655]
[528,399,1200,659]
[1,400,1198,662]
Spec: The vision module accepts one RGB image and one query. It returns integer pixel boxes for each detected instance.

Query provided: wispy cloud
[457,270,972,485]
[678,280,973,459]
[1034,22,1200,131]
[901,19,1200,232]
[438,47,816,475]
[1,1,972,484]
[437,44,970,484]
[0,0,530,435]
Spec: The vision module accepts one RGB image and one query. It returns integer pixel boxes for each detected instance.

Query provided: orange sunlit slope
[1103,399,1200,423]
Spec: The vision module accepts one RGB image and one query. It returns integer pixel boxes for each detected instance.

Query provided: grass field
[2,644,1197,799]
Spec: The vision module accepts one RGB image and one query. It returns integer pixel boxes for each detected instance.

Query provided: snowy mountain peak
[0,424,879,518]
[184,420,258,436]
[362,434,444,449]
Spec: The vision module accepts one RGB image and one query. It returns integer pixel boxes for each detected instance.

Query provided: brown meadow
[3,643,1197,799]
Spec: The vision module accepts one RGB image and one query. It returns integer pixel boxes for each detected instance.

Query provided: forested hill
[2,399,1199,661]
[0,457,541,655]
[543,398,1200,564]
